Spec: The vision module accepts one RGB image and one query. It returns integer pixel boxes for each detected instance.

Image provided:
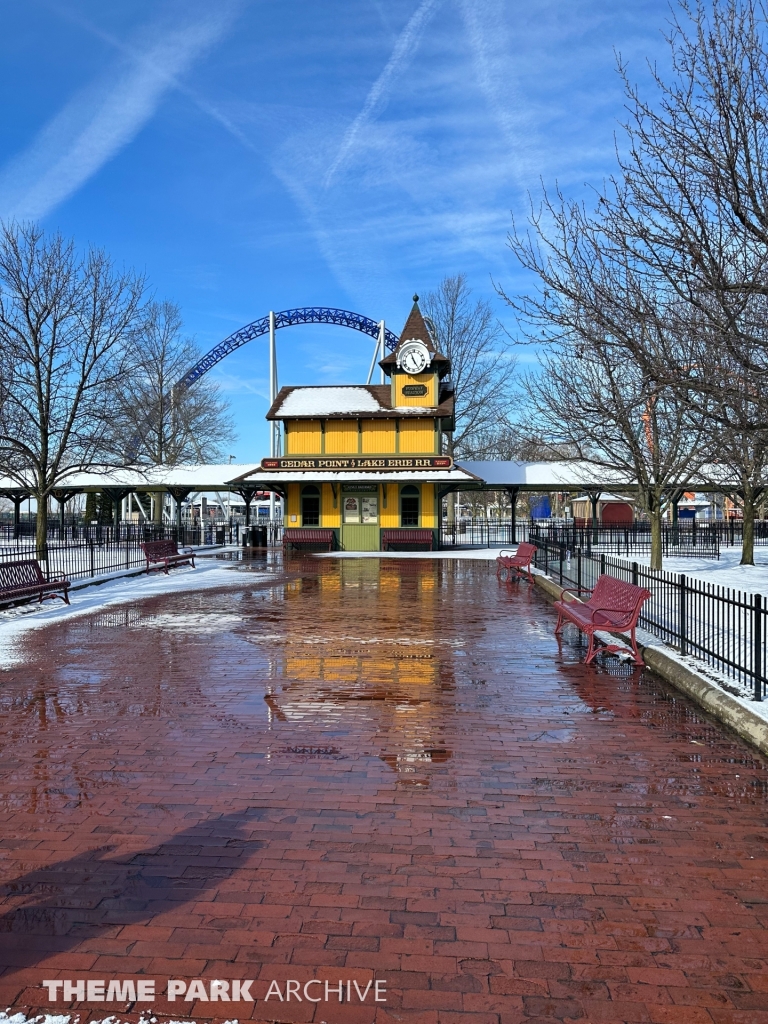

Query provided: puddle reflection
[0,556,766,807]
[247,559,457,786]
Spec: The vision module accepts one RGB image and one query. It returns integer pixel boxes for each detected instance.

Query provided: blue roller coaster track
[175,307,399,391]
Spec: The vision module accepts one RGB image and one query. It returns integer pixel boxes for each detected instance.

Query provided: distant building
[571,493,635,525]
[231,296,478,550]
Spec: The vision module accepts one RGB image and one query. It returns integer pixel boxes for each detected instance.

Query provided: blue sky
[0,0,672,460]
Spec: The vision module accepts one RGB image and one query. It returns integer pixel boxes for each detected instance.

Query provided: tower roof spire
[398,294,433,350]
[377,293,451,378]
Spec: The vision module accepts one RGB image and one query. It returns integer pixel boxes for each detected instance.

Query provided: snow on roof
[0,465,262,490]
[457,461,634,488]
[278,387,384,416]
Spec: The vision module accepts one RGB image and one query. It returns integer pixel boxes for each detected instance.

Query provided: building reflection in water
[249,558,457,784]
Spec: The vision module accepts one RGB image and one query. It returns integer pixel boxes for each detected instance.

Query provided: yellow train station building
[231,297,479,551]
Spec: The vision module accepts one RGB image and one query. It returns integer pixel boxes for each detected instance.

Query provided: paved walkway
[0,556,767,1024]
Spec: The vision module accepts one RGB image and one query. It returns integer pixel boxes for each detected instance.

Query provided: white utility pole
[269,310,277,525]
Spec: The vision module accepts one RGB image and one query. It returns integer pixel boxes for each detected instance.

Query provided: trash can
[242,526,267,547]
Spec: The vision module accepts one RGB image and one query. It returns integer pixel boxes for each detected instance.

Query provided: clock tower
[246,292,463,552]
[379,294,451,411]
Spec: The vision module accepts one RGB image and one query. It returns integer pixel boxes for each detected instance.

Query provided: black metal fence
[440,517,725,555]
[529,521,721,558]
[0,525,193,583]
[530,538,766,701]
[440,520,529,548]
[0,521,282,583]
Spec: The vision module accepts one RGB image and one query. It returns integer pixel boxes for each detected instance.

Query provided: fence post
[89,537,94,578]
[632,561,638,586]
[126,531,129,570]
[679,573,687,656]
[600,553,606,578]
[577,549,582,594]
[559,544,564,586]
[754,594,763,702]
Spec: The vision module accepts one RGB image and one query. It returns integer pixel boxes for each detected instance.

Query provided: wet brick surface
[0,555,767,1023]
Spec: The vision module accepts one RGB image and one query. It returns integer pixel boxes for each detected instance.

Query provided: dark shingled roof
[379,295,451,378]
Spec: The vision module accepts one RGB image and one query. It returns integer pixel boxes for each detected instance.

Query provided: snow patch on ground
[640,547,768,596]
[635,624,768,717]
[0,560,268,669]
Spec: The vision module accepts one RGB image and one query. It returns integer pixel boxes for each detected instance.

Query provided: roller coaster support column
[379,320,386,384]
[269,311,278,523]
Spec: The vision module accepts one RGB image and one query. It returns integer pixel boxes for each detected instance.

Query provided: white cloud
[323,0,445,187]
[268,0,644,317]
[0,4,239,222]
[456,0,538,187]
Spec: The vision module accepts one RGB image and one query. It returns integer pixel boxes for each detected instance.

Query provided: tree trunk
[447,491,456,526]
[35,490,48,562]
[152,490,164,524]
[741,490,756,566]
[649,506,663,571]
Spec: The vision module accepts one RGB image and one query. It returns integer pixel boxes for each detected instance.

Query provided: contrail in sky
[0,4,239,222]
[49,4,258,156]
[323,0,444,188]
[457,0,535,184]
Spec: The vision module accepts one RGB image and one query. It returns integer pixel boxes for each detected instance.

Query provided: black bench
[0,559,70,606]
[140,540,196,574]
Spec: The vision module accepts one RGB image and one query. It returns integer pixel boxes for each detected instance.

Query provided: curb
[530,570,768,759]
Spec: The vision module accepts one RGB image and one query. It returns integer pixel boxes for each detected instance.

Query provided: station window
[401,485,420,527]
[301,485,320,526]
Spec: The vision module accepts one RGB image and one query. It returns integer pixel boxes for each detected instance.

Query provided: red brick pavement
[0,555,767,1024]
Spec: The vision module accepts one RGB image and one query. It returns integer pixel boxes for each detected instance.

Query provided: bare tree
[422,275,515,522]
[610,0,768,406]
[114,301,235,466]
[0,223,146,557]
[598,0,768,557]
[502,193,708,569]
[697,348,768,563]
[422,275,515,457]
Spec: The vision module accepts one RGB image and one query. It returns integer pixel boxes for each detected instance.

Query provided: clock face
[398,341,430,375]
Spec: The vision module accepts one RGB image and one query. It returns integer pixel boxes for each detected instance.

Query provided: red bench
[140,540,196,574]
[496,542,537,584]
[381,528,434,551]
[553,574,651,666]
[0,559,70,606]
[283,528,335,551]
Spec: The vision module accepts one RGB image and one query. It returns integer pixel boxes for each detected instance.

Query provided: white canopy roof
[456,461,635,488]
[0,459,745,493]
[0,464,262,492]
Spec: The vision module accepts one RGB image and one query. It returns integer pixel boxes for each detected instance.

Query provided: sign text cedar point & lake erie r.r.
[259,456,453,471]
